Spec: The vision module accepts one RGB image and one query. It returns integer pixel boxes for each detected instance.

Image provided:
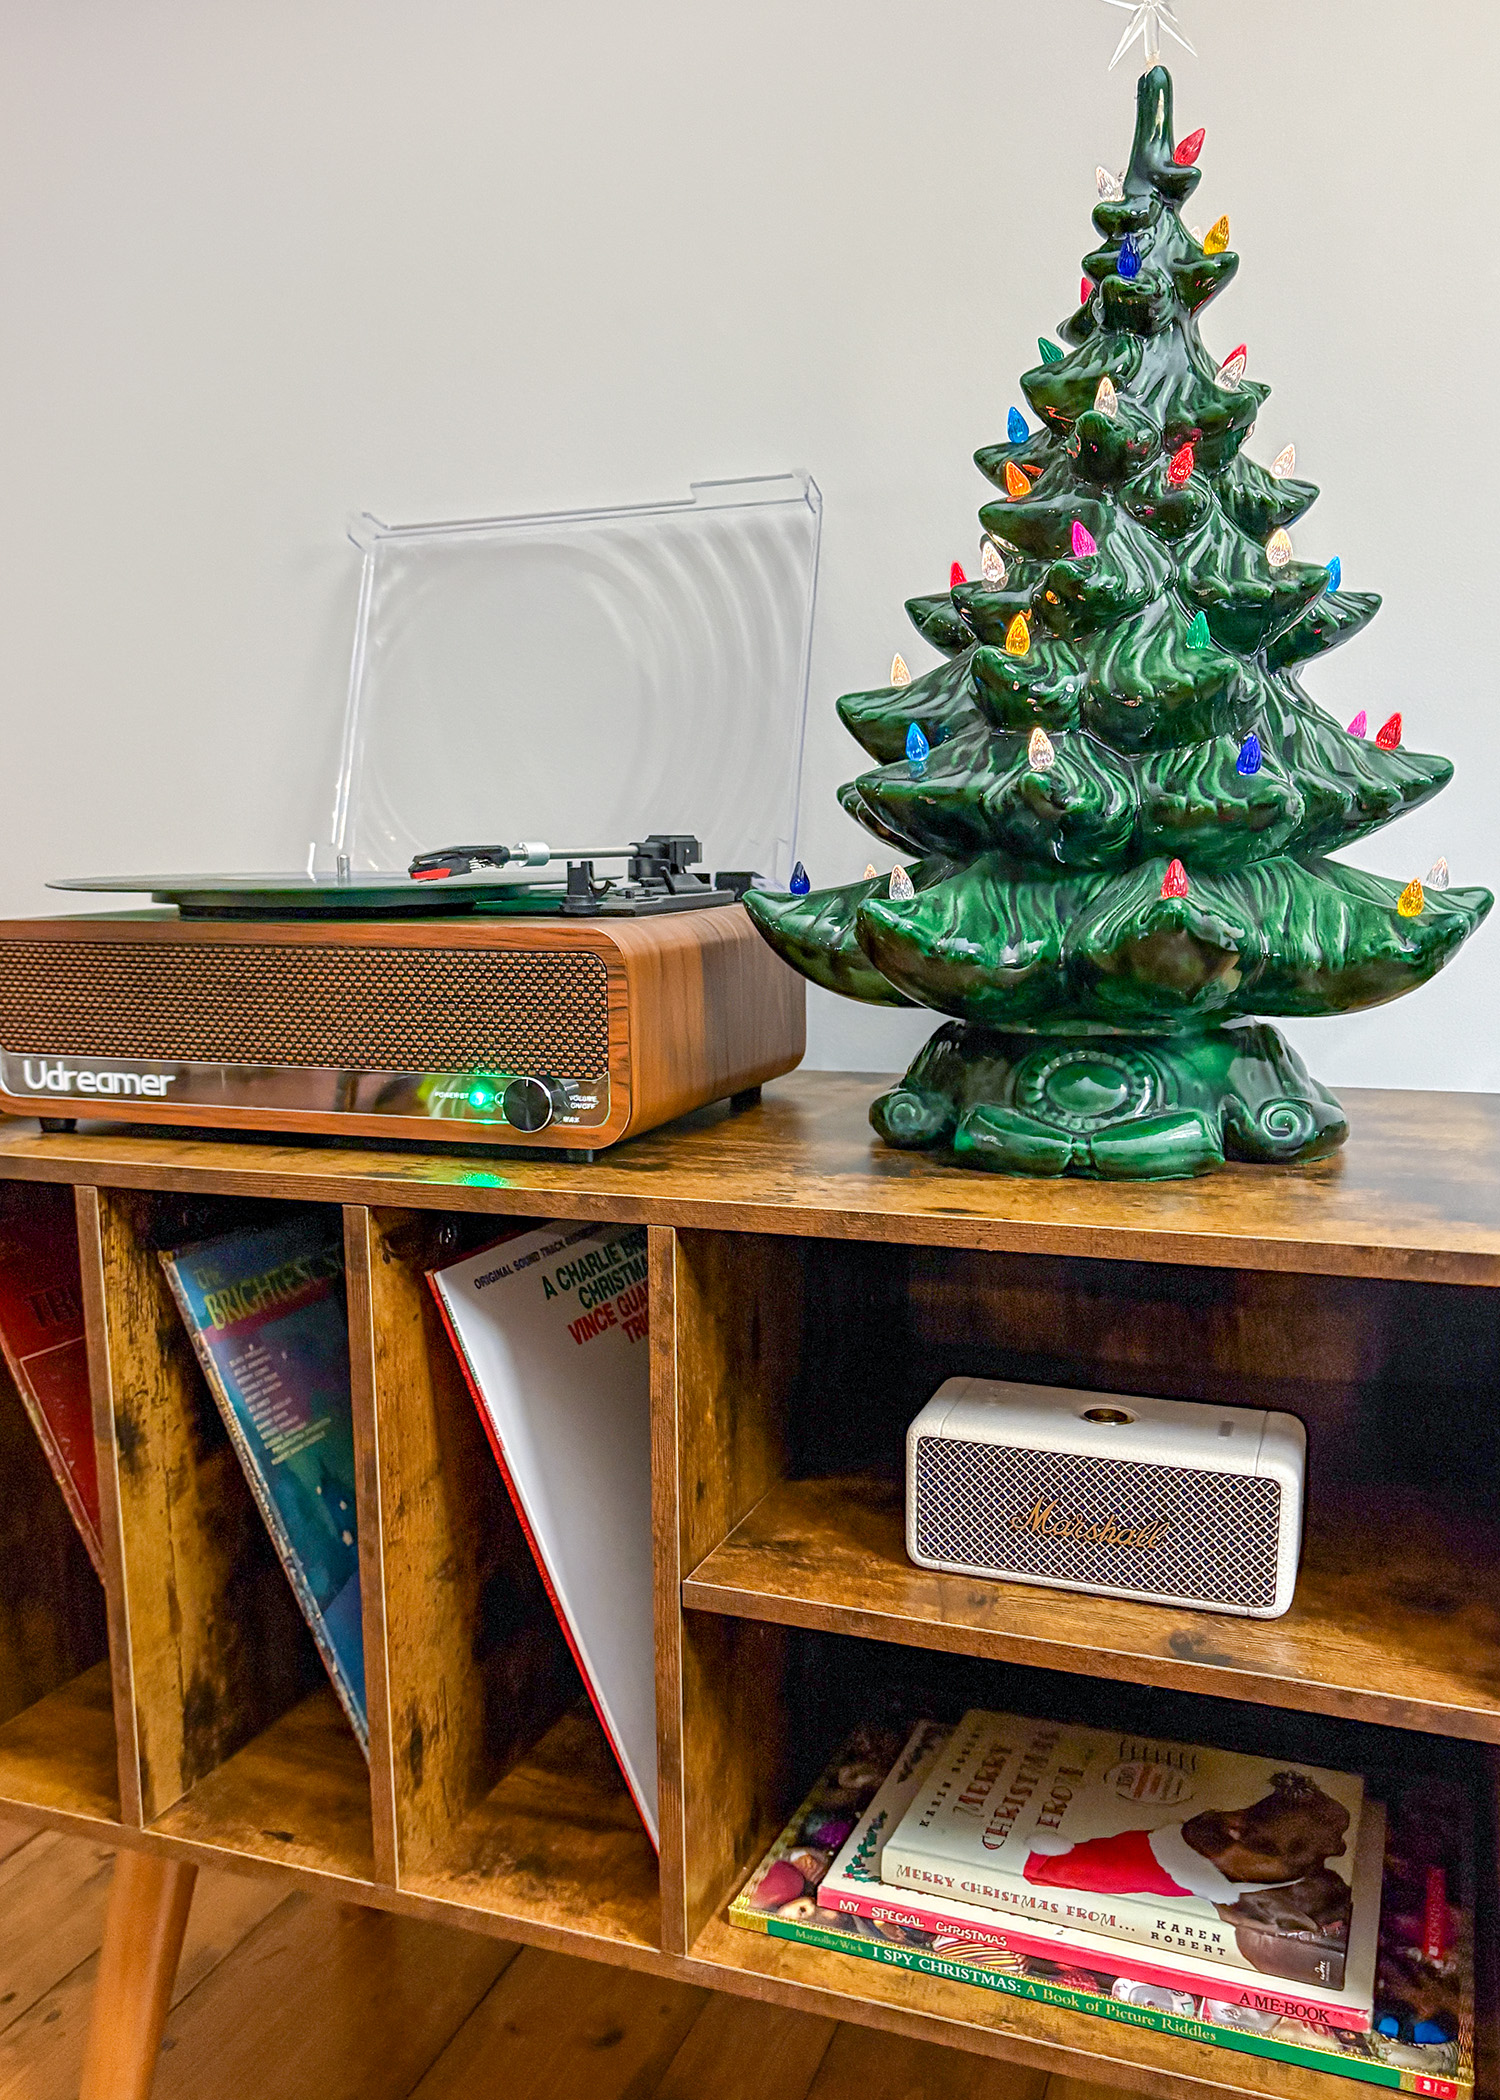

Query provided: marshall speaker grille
[0,941,610,1077]
[912,1437,1280,1609]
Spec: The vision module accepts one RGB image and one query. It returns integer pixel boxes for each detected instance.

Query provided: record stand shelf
[1,1071,1498,2100]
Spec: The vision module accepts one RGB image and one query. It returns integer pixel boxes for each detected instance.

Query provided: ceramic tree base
[870,1019,1347,1179]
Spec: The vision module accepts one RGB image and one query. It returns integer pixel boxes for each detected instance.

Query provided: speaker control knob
[502,1075,572,1132]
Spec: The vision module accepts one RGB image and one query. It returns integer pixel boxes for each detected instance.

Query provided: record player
[0,478,821,1154]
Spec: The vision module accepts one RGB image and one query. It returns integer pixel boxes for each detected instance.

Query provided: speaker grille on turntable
[912,1436,1280,1608]
[0,942,610,1076]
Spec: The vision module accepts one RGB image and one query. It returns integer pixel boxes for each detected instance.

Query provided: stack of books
[731,1711,1472,2096]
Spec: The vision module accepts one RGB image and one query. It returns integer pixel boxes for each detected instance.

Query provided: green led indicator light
[468,1084,494,1110]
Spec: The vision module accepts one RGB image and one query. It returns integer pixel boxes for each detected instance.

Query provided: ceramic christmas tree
[747,65,1490,1179]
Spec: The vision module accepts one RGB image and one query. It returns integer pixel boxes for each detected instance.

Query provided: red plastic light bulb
[950,561,967,588]
[1167,442,1196,489]
[1160,859,1190,900]
[1072,520,1098,558]
[1173,128,1205,167]
[1080,275,1092,307]
[1376,712,1403,749]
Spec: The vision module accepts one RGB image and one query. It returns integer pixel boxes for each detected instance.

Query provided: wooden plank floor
[0,1814,1132,2100]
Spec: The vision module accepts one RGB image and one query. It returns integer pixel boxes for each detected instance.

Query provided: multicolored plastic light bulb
[1028,726,1056,771]
[1204,215,1230,255]
[1427,857,1451,890]
[1004,612,1031,658]
[1326,557,1342,592]
[888,865,915,902]
[1376,712,1403,749]
[1216,344,1248,388]
[1038,337,1064,364]
[1094,375,1119,420]
[980,537,1007,586]
[1118,233,1142,281]
[1186,610,1211,650]
[906,721,930,773]
[1004,460,1029,500]
[1160,859,1190,900]
[1173,127,1205,167]
[950,560,967,588]
[1397,878,1425,919]
[1072,520,1098,558]
[1236,734,1263,776]
[1008,407,1029,444]
[1266,529,1293,569]
[1167,442,1195,489]
[891,653,912,687]
[789,862,810,895]
[1347,710,1368,738]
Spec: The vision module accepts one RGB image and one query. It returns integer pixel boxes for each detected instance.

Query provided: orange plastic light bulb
[1397,878,1425,919]
[1004,460,1029,500]
[1004,612,1031,658]
[890,654,911,687]
[1204,215,1230,255]
[1160,859,1190,900]
[1167,442,1195,489]
[1376,712,1403,749]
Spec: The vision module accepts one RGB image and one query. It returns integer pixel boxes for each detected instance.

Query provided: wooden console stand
[1,1073,1497,2098]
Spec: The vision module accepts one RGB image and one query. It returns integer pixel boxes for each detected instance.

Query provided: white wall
[2,0,1496,1089]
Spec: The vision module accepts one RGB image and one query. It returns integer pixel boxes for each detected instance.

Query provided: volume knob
[501,1075,568,1132]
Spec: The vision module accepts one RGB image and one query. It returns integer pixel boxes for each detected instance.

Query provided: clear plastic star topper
[1102,0,1196,70]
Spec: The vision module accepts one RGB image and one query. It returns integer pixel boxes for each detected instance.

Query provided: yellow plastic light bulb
[980,536,1007,586]
[888,865,915,902]
[1027,727,1056,771]
[1094,376,1119,420]
[1005,613,1031,658]
[863,864,877,880]
[1203,215,1230,255]
[1266,529,1293,570]
[1004,460,1029,500]
[1271,444,1296,479]
[890,654,911,686]
[1397,878,1425,919]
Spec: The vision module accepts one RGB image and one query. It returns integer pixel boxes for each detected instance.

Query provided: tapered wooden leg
[79,1848,198,2100]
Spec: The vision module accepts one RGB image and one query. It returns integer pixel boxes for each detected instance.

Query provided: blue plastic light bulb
[1008,406,1029,444]
[905,721,930,774]
[789,861,810,895]
[1326,556,1342,592]
[1118,233,1141,281]
[1236,733,1263,777]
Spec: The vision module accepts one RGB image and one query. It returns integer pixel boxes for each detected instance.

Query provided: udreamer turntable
[0,474,824,1153]
[0,836,805,1154]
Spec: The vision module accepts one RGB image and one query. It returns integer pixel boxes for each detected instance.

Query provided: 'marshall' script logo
[1011,1500,1171,1551]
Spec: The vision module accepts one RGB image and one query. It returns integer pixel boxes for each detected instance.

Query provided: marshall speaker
[906,1377,1306,1619]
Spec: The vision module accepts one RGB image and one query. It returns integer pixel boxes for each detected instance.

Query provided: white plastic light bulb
[889,866,915,902]
[1271,444,1296,479]
[980,537,1007,586]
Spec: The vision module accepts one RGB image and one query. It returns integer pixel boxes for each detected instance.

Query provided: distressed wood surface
[0,1077,1496,1280]
[686,1475,1500,1738]
[654,1229,801,1954]
[348,1206,577,1891]
[397,1705,660,1953]
[82,1190,323,1824]
[0,1663,119,1828]
[147,1688,375,1885]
